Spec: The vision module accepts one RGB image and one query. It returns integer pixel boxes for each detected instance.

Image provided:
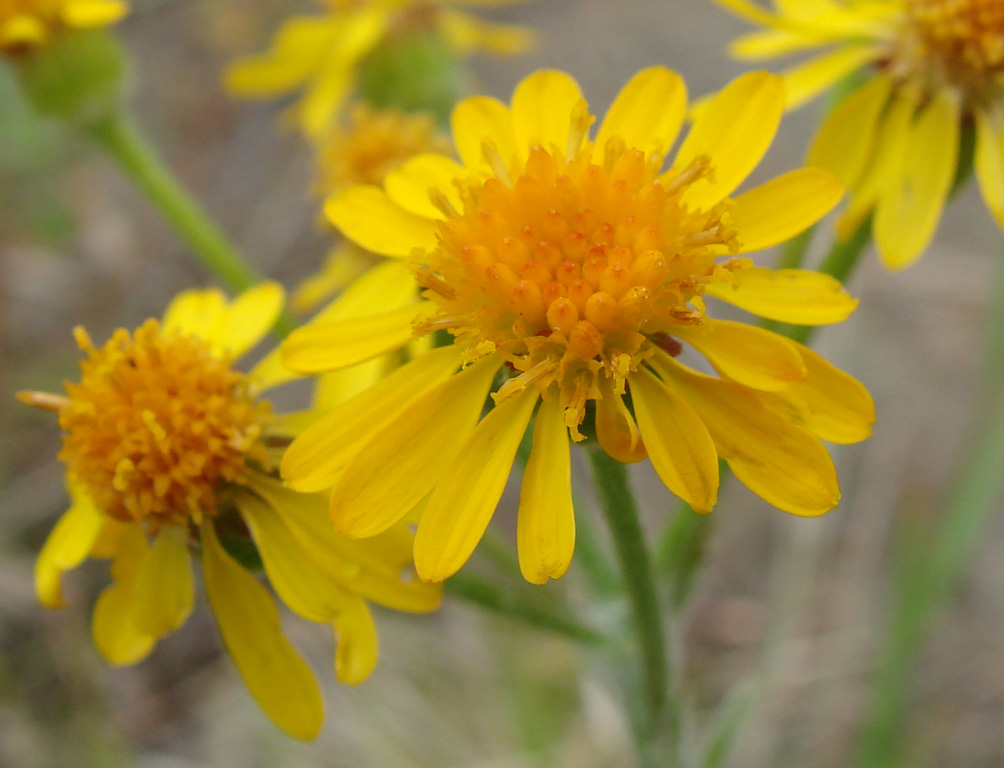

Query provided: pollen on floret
[417,134,743,433]
[29,320,271,528]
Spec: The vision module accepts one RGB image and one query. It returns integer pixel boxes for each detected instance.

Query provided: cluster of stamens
[417,139,739,433]
[900,0,1004,97]
[34,321,270,527]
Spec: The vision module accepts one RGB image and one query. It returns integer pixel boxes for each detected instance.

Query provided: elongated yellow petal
[808,73,892,188]
[224,17,339,96]
[875,89,960,270]
[510,70,584,156]
[451,95,517,171]
[517,397,575,584]
[331,599,379,685]
[312,355,398,410]
[237,493,358,623]
[594,66,687,161]
[282,344,463,492]
[92,526,156,666]
[313,259,417,324]
[675,71,785,209]
[384,153,465,220]
[436,9,535,56]
[731,28,835,60]
[415,386,538,582]
[201,521,324,741]
[325,186,439,257]
[759,341,875,444]
[131,525,194,638]
[62,0,128,27]
[331,356,501,538]
[653,354,840,517]
[730,168,843,253]
[630,366,719,513]
[281,303,423,373]
[218,282,285,360]
[250,477,442,613]
[780,45,878,110]
[975,104,1004,229]
[673,319,807,391]
[708,0,779,26]
[705,267,858,325]
[595,374,646,463]
[35,485,103,608]
[162,287,227,344]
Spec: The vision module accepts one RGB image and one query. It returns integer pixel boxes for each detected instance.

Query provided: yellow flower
[19,283,440,740]
[711,0,1004,269]
[294,103,453,313]
[279,67,875,586]
[0,0,126,53]
[225,0,535,138]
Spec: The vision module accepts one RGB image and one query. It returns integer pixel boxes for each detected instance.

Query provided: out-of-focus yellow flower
[711,0,1004,269]
[19,284,440,741]
[0,0,126,53]
[294,103,453,313]
[225,0,536,139]
[279,67,875,586]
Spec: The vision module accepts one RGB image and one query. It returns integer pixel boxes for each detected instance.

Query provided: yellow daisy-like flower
[0,0,126,53]
[712,0,1004,269]
[19,284,440,740]
[279,67,875,586]
[225,0,535,138]
[294,103,453,313]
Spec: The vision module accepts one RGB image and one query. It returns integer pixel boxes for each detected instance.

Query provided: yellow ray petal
[92,526,156,666]
[451,95,517,171]
[415,386,538,582]
[780,45,879,110]
[225,17,340,96]
[510,70,585,156]
[162,287,227,344]
[730,28,836,60]
[384,153,465,220]
[62,0,128,27]
[708,0,780,26]
[807,73,892,188]
[35,484,103,608]
[312,259,417,324]
[325,186,439,257]
[704,267,858,325]
[975,103,1004,229]
[131,525,194,638]
[673,318,807,391]
[250,477,442,613]
[653,354,840,517]
[760,341,875,444]
[436,9,535,56]
[630,366,719,513]
[595,374,646,463]
[331,599,379,685]
[594,66,687,162]
[217,282,285,360]
[331,356,501,538]
[311,354,398,410]
[675,71,785,209]
[201,522,324,741]
[517,397,575,584]
[730,167,843,253]
[875,89,960,270]
[281,303,423,373]
[281,344,463,492]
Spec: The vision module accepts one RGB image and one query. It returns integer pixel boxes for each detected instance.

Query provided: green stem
[777,224,815,270]
[854,252,1004,768]
[587,448,671,744]
[85,110,262,296]
[444,571,605,645]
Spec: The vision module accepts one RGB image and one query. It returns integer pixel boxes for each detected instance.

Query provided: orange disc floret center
[59,320,270,527]
[419,142,739,433]
[903,0,1004,94]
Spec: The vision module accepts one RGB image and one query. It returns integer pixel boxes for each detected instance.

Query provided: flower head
[20,283,440,740]
[0,0,126,53]
[280,67,875,585]
[225,0,535,138]
[712,0,1004,269]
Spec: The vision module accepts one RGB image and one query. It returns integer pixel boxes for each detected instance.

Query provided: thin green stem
[444,571,605,645]
[854,252,1004,768]
[777,225,816,270]
[85,110,264,297]
[587,447,671,745]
